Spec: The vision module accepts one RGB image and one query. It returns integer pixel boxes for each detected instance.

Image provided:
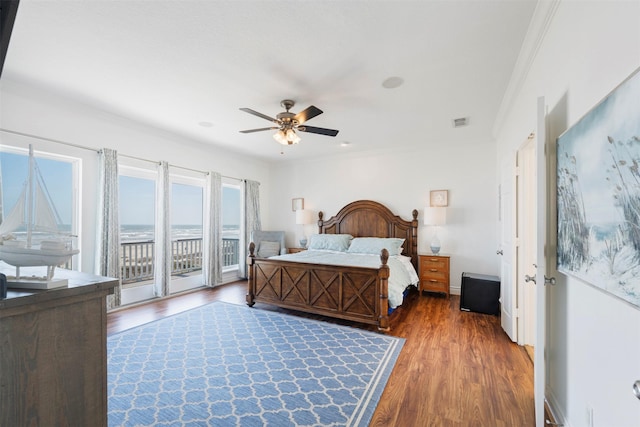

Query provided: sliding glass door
[169,176,204,293]
[119,167,157,301]
[117,162,230,302]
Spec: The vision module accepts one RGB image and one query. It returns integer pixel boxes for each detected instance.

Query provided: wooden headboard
[317,200,419,269]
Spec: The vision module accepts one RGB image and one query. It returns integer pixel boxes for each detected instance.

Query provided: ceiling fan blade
[239,108,279,124]
[239,127,278,134]
[298,125,339,137]
[294,106,323,124]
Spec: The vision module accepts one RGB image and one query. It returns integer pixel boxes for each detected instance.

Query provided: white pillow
[307,234,353,252]
[347,237,405,256]
[257,240,280,258]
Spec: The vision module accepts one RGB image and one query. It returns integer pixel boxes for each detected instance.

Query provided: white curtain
[154,161,171,297]
[239,179,261,278]
[96,148,122,309]
[203,172,222,287]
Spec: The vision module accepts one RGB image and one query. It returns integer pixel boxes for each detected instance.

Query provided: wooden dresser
[418,254,450,297]
[287,247,306,254]
[0,265,118,427]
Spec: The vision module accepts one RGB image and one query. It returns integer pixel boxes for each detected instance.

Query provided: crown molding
[492,0,561,137]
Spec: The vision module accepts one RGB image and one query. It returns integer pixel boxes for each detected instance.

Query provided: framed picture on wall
[430,190,448,207]
[556,66,640,309]
[292,198,304,211]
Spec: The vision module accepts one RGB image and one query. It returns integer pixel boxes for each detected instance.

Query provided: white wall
[268,140,499,294]
[0,79,271,274]
[495,2,640,426]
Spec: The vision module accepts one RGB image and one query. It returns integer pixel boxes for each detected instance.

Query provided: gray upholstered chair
[250,230,287,257]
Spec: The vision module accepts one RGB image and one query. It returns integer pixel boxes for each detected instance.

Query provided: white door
[534,96,548,427]
[499,154,517,342]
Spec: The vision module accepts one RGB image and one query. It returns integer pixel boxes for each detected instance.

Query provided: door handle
[633,380,640,400]
[545,276,556,286]
[525,274,536,284]
[496,250,503,255]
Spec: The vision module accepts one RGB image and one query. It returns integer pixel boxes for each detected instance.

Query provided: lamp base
[430,232,441,254]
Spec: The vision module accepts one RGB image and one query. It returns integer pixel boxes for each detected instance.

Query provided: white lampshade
[274,129,301,145]
[424,206,447,226]
[273,130,288,145]
[286,128,301,144]
[295,209,313,225]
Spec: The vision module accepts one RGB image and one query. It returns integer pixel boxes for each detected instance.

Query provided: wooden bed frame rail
[247,245,391,330]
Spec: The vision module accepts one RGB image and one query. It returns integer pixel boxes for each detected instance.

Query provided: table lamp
[295,209,313,247]
[424,206,447,254]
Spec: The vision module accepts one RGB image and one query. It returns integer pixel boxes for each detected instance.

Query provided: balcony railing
[120,237,240,284]
[222,238,240,267]
[121,240,155,284]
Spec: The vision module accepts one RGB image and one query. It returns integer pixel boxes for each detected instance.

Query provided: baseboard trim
[545,390,569,427]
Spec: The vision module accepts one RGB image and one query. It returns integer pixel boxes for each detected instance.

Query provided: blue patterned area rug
[107,301,404,426]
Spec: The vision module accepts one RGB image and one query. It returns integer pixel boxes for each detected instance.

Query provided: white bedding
[271,250,419,309]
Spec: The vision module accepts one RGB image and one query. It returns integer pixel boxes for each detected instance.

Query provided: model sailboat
[0,145,79,288]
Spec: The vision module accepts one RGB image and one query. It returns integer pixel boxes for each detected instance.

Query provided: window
[0,146,79,268]
[222,181,241,273]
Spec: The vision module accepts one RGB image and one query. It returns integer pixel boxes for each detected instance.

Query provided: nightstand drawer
[420,257,448,270]
[418,254,450,297]
[421,269,448,282]
[422,279,448,292]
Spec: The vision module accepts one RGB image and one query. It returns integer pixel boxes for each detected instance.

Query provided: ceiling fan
[239,99,339,145]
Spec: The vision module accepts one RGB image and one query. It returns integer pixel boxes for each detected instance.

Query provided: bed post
[317,211,324,234]
[411,209,419,270]
[378,248,390,332]
[246,242,256,307]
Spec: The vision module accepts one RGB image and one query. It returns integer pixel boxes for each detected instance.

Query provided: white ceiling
[3,0,537,162]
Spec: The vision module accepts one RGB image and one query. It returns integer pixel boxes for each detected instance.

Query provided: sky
[222,186,241,227]
[0,151,72,224]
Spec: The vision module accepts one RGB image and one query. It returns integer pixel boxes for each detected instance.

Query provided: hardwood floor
[107,281,535,426]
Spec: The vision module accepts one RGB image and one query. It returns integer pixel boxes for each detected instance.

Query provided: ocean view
[120,224,240,243]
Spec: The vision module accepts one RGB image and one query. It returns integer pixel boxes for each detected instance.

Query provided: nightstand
[419,254,450,297]
[287,247,306,254]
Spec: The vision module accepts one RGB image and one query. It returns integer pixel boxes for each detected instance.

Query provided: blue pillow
[307,234,353,252]
[257,241,281,258]
[347,237,405,256]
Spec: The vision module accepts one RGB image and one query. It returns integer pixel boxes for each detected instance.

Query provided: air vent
[452,117,469,128]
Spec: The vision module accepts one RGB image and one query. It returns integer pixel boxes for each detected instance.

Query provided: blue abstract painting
[557,67,640,309]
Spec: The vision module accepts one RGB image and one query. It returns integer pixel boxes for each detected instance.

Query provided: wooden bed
[246,200,418,331]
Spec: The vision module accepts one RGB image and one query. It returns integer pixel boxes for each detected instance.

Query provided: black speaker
[460,272,500,315]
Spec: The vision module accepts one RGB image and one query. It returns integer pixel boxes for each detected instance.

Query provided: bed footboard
[247,243,391,331]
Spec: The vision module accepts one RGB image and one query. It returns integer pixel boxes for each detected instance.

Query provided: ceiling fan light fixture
[273,130,288,145]
[273,128,301,145]
[286,128,301,144]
